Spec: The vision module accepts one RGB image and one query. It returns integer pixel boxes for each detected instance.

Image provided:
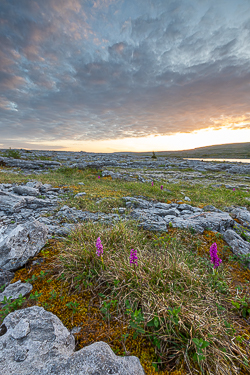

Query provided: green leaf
[147,319,155,327]
[201,341,210,349]
[231,301,240,309]
[98,293,106,298]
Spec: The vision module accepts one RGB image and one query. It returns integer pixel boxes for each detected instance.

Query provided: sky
[0,0,250,153]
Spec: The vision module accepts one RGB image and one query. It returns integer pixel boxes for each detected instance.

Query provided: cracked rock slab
[223,229,250,269]
[0,191,26,213]
[0,280,32,302]
[0,270,14,287]
[231,208,250,229]
[165,212,234,234]
[0,156,61,170]
[0,306,145,375]
[0,220,48,271]
[13,186,40,196]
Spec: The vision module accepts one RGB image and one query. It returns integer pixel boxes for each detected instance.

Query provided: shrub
[4,148,21,159]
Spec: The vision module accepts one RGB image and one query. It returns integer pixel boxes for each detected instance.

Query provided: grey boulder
[40,183,52,192]
[0,306,145,375]
[102,170,122,179]
[74,192,86,198]
[13,185,39,196]
[0,280,32,302]
[231,208,250,229]
[0,220,48,271]
[0,156,61,170]
[203,205,222,213]
[223,229,250,268]
[24,196,54,209]
[0,191,26,213]
[26,180,43,189]
[0,270,14,287]
[0,191,54,213]
[165,212,234,234]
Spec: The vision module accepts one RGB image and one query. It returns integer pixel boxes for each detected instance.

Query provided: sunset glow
[16,126,250,153]
[0,0,250,151]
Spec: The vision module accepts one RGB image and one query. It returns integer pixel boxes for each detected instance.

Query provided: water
[184,158,250,164]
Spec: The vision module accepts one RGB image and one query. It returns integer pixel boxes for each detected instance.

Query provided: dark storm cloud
[0,0,250,147]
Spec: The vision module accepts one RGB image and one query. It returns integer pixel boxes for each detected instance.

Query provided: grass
[1,148,21,159]
[53,221,250,374]
[1,167,249,212]
[150,142,250,159]
[1,166,250,374]
[5,222,250,375]
[25,155,53,161]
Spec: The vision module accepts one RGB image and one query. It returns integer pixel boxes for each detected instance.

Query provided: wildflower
[209,243,222,269]
[233,188,235,191]
[129,249,138,266]
[98,176,100,179]
[160,185,163,190]
[96,237,103,257]
[151,181,154,186]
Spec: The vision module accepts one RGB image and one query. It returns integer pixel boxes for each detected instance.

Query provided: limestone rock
[74,192,86,198]
[71,162,87,170]
[154,202,172,210]
[102,170,122,179]
[161,208,180,217]
[178,204,194,211]
[25,196,54,209]
[123,197,153,209]
[0,190,53,214]
[0,270,14,287]
[231,208,250,229]
[233,222,250,242]
[0,280,32,301]
[0,220,48,271]
[26,180,43,189]
[0,306,145,375]
[203,205,222,213]
[0,156,61,170]
[0,191,26,213]
[39,183,52,192]
[13,185,39,196]
[223,229,250,268]
[165,212,234,234]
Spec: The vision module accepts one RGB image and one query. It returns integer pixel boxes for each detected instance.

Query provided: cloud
[0,0,250,148]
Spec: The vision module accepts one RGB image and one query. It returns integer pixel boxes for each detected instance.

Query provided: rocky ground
[0,149,250,374]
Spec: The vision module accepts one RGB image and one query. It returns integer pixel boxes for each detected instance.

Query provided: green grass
[55,220,250,374]
[1,165,250,373]
[148,142,250,159]
[26,155,53,161]
[0,167,250,213]
[2,148,21,159]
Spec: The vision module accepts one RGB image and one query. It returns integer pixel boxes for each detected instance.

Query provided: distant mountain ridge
[132,142,250,159]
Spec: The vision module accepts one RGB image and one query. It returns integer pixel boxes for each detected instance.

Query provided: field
[1,165,250,375]
[126,142,250,159]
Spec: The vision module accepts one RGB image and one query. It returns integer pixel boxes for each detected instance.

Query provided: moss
[5,225,250,374]
[0,164,250,373]
[7,240,166,374]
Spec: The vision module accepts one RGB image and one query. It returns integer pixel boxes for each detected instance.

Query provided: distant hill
[130,142,250,159]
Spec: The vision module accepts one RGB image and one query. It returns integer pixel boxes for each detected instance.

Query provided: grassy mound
[1,167,250,374]
[4,220,250,375]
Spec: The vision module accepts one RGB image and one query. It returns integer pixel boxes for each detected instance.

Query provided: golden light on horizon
[23,125,250,153]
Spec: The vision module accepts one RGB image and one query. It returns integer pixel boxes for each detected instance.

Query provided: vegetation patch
[1,166,250,374]
[3,148,21,159]
[0,168,250,211]
[2,221,250,374]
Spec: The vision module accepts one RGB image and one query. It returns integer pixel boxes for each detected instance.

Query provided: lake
[184,158,250,164]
